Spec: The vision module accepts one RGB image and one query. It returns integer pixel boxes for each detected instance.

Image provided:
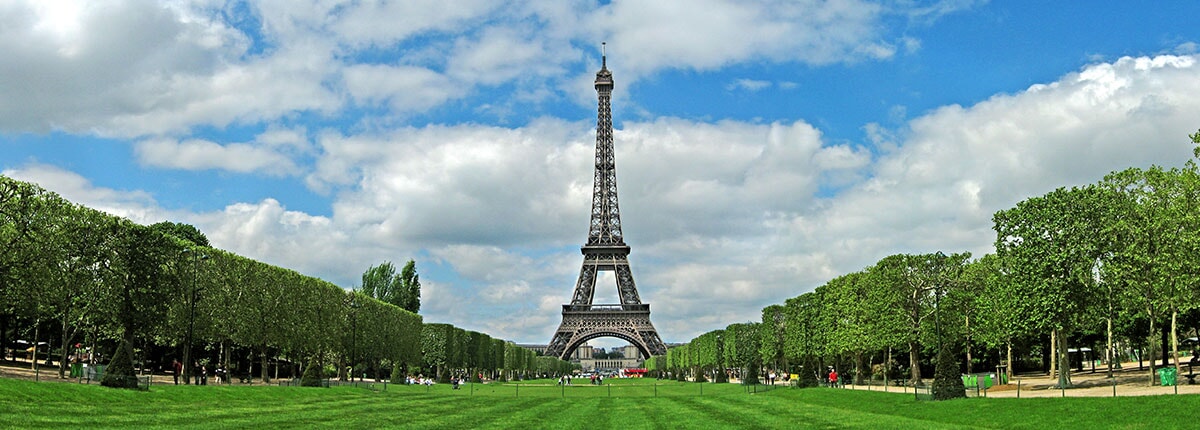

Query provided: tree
[361,259,421,314]
[759,305,786,375]
[724,322,761,384]
[95,221,179,389]
[783,291,826,387]
[971,254,1025,381]
[361,262,401,307]
[994,185,1110,388]
[871,252,968,385]
[1103,164,1200,382]
[149,221,210,247]
[399,260,421,314]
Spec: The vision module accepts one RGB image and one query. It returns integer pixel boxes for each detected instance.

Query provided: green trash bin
[1157,367,1178,386]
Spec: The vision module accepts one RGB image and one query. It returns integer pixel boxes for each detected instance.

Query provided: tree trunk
[886,347,893,385]
[31,318,39,371]
[259,348,270,383]
[0,314,7,362]
[1055,328,1071,388]
[1049,330,1057,376]
[58,318,77,379]
[1172,308,1181,375]
[965,315,973,374]
[1006,339,1013,381]
[908,340,921,384]
[854,351,863,385]
[1148,317,1156,386]
[1106,315,1114,378]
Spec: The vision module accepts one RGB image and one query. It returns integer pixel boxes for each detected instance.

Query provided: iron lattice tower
[545,49,667,361]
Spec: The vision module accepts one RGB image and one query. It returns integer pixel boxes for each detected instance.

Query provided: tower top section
[595,42,613,90]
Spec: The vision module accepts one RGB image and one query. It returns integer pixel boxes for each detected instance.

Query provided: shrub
[742,369,760,385]
[931,344,966,401]
[300,358,323,387]
[100,340,139,389]
[391,365,407,384]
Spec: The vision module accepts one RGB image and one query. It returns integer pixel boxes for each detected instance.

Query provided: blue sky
[4,0,1200,349]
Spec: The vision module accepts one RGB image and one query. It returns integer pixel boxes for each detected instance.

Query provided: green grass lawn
[0,377,1186,429]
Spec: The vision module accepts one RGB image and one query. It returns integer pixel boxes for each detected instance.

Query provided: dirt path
[837,360,1198,398]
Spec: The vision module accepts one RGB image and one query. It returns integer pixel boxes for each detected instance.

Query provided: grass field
[0,377,1187,429]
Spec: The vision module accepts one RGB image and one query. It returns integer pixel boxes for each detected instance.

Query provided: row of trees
[651,133,1200,393]
[0,175,572,388]
[419,323,578,382]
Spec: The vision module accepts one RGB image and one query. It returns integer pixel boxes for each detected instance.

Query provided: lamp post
[182,249,208,385]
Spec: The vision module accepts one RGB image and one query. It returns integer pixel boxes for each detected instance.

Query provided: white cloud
[134,137,303,176]
[0,1,955,137]
[727,79,772,92]
[594,0,896,78]
[342,64,465,113]
[2,163,166,224]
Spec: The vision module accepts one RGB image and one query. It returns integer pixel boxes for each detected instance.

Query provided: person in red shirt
[828,367,838,388]
[172,359,183,385]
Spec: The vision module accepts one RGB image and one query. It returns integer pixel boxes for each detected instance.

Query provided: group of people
[404,375,436,386]
[170,359,230,385]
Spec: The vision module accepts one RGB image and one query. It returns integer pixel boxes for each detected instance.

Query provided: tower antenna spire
[601,42,607,69]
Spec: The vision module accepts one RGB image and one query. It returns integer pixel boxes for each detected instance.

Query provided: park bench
[1184,362,1199,384]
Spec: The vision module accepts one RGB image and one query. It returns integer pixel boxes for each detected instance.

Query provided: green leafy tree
[725,322,761,384]
[361,262,401,308]
[149,221,210,247]
[994,186,1110,388]
[783,291,826,387]
[971,254,1025,381]
[759,304,786,375]
[399,260,421,314]
[362,259,421,314]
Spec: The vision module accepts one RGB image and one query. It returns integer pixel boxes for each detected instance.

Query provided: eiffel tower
[545,46,667,361]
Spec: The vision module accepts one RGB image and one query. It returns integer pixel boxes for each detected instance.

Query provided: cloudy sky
[3,0,1200,349]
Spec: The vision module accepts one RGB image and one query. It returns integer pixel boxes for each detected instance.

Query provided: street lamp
[182,249,208,385]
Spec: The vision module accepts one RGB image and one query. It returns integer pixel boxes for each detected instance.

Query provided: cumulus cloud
[134,137,303,176]
[2,163,166,224]
[594,0,896,78]
[727,79,772,92]
[0,0,952,137]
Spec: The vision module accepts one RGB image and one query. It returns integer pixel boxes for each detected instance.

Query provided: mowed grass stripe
[7,378,1200,428]
[763,393,975,429]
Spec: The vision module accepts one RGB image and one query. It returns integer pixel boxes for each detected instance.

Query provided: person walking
[172,359,183,385]
[828,368,839,388]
